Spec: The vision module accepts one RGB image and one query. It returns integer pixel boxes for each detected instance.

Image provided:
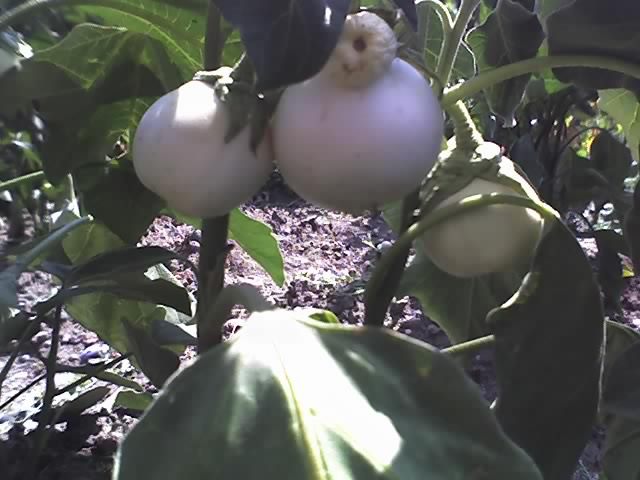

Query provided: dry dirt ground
[0,173,631,479]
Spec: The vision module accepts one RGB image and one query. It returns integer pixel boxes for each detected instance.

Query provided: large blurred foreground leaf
[114,309,541,479]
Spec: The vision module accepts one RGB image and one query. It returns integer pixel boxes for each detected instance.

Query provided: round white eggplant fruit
[132,80,274,218]
[272,11,444,214]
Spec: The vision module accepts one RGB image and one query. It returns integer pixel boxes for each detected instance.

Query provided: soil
[0,172,631,480]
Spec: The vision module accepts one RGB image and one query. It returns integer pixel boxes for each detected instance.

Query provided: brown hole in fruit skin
[353,36,367,52]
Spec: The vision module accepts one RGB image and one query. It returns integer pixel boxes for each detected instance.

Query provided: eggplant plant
[0,0,640,479]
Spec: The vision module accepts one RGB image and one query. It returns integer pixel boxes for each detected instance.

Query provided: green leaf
[36,23,183,91]
[0,24,182,119]
[416,0,476,81]
[91,371,144,392]
[61,221,190,357]
[38,275,192,317]
[68,245,188,285]
[114,309,542,480]
[229,209,285,286]
[598,89,640,161]
[171,208,286,287]
[488,219,605,480]
[114,389,154,413]
[122,317,180,389]
[76,0,205,80]
[51,386,111,423]
[545,0,640,94]
[81,165,165,244]
[466,0,545,126]
[397,252,522,343]
[0,216,93,309]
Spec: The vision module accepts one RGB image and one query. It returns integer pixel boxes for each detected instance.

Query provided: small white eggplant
[132,80,274,218]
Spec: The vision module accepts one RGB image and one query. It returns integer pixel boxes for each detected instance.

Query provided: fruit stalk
[446,100,484,152]
[197,1,230,352]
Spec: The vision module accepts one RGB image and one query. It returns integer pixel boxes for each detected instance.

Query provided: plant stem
[27,304,62,480]
[203,2,223,70]
[364,192,420,327]
[55,353,132,396]
[0,171,45,193]
[443,55,640,107]
[197,1,230,353]
[18,215,92,270]
[0,317,40,394]
[366,194,559,306]
[0,373,46,411]
[442,334,495,357]
[436,0,481,88]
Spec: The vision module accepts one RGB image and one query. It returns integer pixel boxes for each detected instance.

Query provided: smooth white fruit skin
[421,175,545,278]
[132,80,274,218]
[272,58,444,215]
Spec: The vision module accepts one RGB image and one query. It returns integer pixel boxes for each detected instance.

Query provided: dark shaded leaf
[0,311,31,348]
[391,0,418,30]
[602,416,640,480]
[545,0,640,94]
[466,0,544,126]
[114,309,542,479]
[69,246,185,285]
[509,133,545,189]
[213,0,352,90]
[38,276,192,317]
[81,167,165,244]
[555,148,605,212]
[122,318,180,389]
[594,230,626,314]
[601,321,640,479]
[624,180,640,274]
[0,265,21,309]
[151,319,198,347]
[488,219,605,480]
[53,387,111,423]
[590,131,633,195]
[603,341,640,419]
